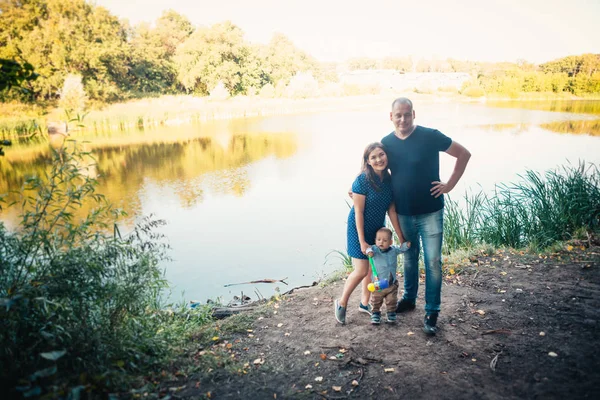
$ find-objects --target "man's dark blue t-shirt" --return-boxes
[381,126,452,216]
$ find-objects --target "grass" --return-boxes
[444,162,600,252]
[443,190,485,253]
[325,249,353,272]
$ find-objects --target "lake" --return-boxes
[1,98,599,304]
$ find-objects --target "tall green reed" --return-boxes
[443,190,485,253]
[444,162,600,253]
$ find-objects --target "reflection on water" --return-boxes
[486,100,600,115]
[0,132,299,224]
[1,100,600,303]
[477,119,600,136]
[475,123,530,134]
[540,119,600,136]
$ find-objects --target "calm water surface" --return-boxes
[2,100,599,303]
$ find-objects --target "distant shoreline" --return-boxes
[1,92,600,141]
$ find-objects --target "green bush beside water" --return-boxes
[444,162,600,253]
[0,144,214,397]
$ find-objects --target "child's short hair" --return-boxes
[376,227,393,239]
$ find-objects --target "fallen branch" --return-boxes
[224,277,288,287]
[282,281,317,296]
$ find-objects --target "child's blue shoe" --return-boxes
[371,312,381,325]
[386,312,397,324]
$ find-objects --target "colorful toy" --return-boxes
[367,256,390,292]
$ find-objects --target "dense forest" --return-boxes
[1,0,599,104]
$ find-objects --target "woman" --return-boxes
[334,142,406,325]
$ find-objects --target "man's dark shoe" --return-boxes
[395,299,416,313]
[423,313,439,336]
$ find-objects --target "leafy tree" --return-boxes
[127,10,194,94]
[0,0,131,102]
[0,58,38,93]
[259,33,317,85]
[174,21,265,95]
[540,54,600,77]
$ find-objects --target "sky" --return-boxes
[94,0,600,64]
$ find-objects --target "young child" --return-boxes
[366,227,410,325]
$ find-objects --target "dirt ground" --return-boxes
[158,240,600,399]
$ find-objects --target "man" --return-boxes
[382,97,471,335]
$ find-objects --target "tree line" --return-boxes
[0,0,332,102]
[1,0,599,104]
[347,55,600,97]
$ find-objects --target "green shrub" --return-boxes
[443,162,600,252]
[0,142,212,397]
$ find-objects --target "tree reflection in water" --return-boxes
[0,132,298,225]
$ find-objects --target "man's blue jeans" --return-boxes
[397,209,444,314]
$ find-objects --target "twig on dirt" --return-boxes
[481,329,512,336]
[321,345,353,350]
[490,352,502,371]
[224,277,288,287]
[281,281,318,296]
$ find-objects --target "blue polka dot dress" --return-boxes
[347,172,393,259]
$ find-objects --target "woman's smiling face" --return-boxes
[367,147,388,172]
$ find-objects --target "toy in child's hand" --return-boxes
[367,256,394,292]
[367,278,390,292]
